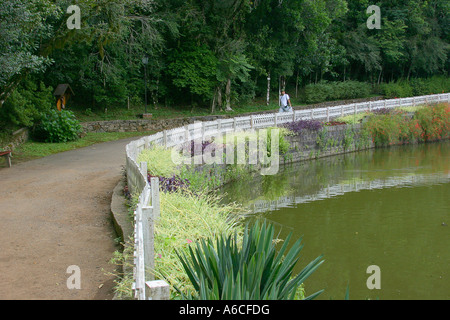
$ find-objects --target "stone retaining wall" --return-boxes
[283,124,374,164]
[1,128,29,151]
[81,116,227,133]
[81,96,384,134]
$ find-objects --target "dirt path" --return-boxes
[0,137,137,300]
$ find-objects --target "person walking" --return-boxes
[279,89,293,112]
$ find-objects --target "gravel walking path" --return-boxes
[0,137,136,300]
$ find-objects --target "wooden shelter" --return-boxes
[53,84,75,111]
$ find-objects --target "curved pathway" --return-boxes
[0,137,137,300]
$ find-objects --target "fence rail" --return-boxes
[126,92,449,299]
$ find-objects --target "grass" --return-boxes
[6,131,156,165]
[151,189,246,299]
[137,145,180,177]
[69,94,308,122]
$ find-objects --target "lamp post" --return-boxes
[142,56,149,115]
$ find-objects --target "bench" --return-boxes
[0,151,12,168]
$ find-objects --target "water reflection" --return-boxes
[221,141,450,300]
[223,142,450,214]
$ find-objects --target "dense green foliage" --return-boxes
[34,110,82,143]
[363,103,450,146]
[303,81,372,103]
[0,80,54,128]
[0,0,448,130]
[380,76,450,98]
[176,221,324,300]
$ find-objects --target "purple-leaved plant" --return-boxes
[283,119,323,135]
[148,174,190,193]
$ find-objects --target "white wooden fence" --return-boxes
[126,92,449,300]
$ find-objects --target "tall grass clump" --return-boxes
[137,145,180,177]
[152,189,245,298]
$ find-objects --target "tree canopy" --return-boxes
[0,0,448,118]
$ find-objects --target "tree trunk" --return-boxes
[278,75,281,106]
[217,85,223,111]
[266,71,271,106]
[295,70,299,98]
[407,63,412,81]
[211,88,217,114]
[225,78,233,111]
[377,67,383,85]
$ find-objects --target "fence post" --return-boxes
[146,280,170,300]
[163,130,167,147]
[140,161,148,179]
[201,122,205,141]
[185,125,189,142]
[326,107,329,122]
[250,115,254,129]
[141,204,154,282]
[151,177,160,219]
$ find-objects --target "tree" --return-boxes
[0,0,61,106]
[167,43,218,105]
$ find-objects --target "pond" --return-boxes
[221,141,450,300]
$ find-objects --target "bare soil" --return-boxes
[0,137,137,300]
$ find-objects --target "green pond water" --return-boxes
[221,141,450,300]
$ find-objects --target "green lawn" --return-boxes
[5,131,156,165]
[70,95,309,122]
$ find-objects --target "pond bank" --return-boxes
[119,103,449,299]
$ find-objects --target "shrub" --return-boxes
[283,119,323,135]
[34,109,82,143]
[303,81,372,104]
[363,103,449,146]
[363,112,407,146]
[303,82,333,104]
[176,221,324,300]
[414,103,450,141]
[381,76,450,99]
[380,80,413,98]
[264,127,292,158]
[0,80,54,129]
[410,76,450,96]
[333,81,371,100]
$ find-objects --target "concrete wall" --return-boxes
[283,124,375,163]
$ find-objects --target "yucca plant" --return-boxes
[175,221,324,300]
